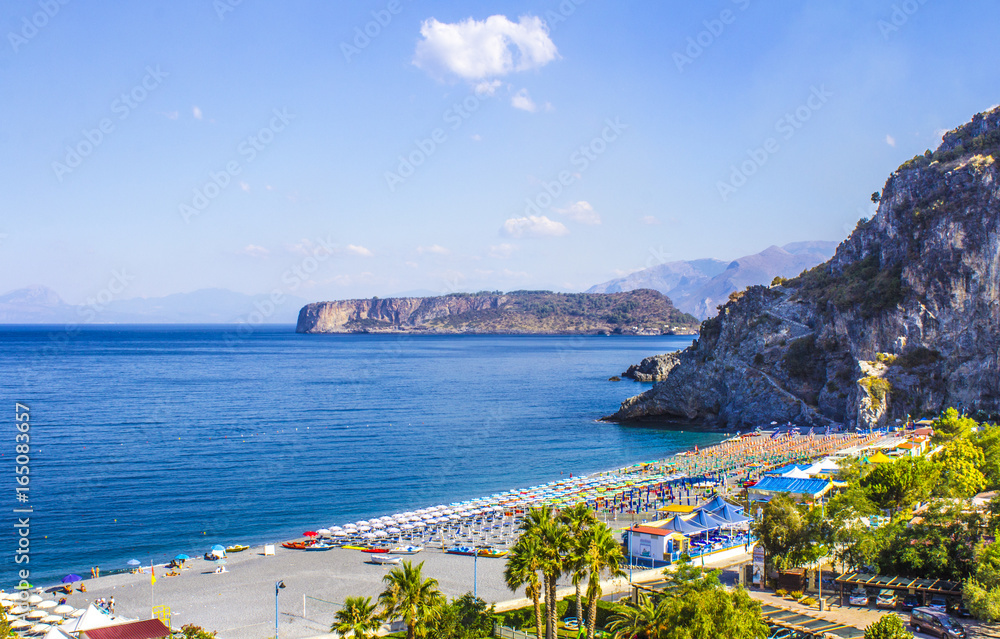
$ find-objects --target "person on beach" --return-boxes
[109,596,115,613]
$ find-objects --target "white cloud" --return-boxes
[240,244,269,258]
[471,134,482,142]
[489,243,517,258]
[511,88,536,112]
[475,80,502,96]
[240,181,250,192]
[885,134,896,147]
[417,244,450,255]
[554,201,600,225]
[640,215,660,226]
[161,111,179,120]
[192,106,203,120]
[346,244,374,257]
[501,215,568,238]
[413,15,558,82]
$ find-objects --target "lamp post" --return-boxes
[473,551,479,598]
[275,580,285,639]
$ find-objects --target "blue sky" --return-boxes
[2,0,999,304]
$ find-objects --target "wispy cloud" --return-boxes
[192,106,203,120]
[240,244,269,258]
[501,215,568,238]
[554,201,600,225]
[511,88,536,112]
[346,244,374,257]
[885,134,896,147]
[417,244,450,255]
[640,215,660,226]
[413,15,558,82]
[489,243,517,258]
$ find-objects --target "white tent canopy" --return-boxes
[61,604,124,633]
[781,467,812,479]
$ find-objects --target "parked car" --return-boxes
[876,589,897,609]
[900,594,920,611]
[928,597,948,613]
[849,589,869,606]
[910,607,966,639]
[948,600,972,618]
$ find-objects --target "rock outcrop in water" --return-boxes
[622,354,681,382]
[607,106,1000,429]
[296,289,699,335]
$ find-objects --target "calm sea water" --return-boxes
[0,326,724,587]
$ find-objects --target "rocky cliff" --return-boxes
[607,106,1000,429]
[296,289,698,335]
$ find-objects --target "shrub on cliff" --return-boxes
[859,376,892,403]
[791,255,904,318]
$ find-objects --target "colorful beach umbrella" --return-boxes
[61,574,82,583]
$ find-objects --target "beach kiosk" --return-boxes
[627,520,690,567]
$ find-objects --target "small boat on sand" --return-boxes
[226,545,249,553]
[389,546,423,555]
[476,547,508,558]
[361,546,389,554]
[281,540,315,550]
[371,554,402,565]
[341,544,367,550]
[305,543,337,551]
[444,546,476,556]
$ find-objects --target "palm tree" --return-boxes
[560,503,598,630]
[522,506,569,639]
[331,596,382,639]
[606,592,668,639]
[582,522,625,639]
[504,534,546,639]
[377,560,445,639]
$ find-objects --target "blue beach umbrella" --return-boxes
[62,574,82,583]
[211,545,225,551]
[174,554,190,560]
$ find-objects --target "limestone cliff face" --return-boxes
[608,106,1000,428]
[296,290,698,335]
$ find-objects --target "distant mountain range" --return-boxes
[587,241,839,318]
[0,286,307,324]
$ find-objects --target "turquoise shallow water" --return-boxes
[0,326,724,586]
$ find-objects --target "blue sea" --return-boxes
[0,326,724,587]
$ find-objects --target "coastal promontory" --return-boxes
[296,289,698,335]
[607,105,1000,429]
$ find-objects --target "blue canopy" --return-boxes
[211,544,225,551]
[689,509,727,530]
[663,515,706,535]
[699,495,730,511]
[707,502,749,525]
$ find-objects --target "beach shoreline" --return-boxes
[9,430,898,639]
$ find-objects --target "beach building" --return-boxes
[746,477,834,503]
[626,520,690,564]
[80,619,171,639]
[626,497,752,566]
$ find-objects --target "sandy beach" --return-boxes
[47,543,573,638]
[36,431,892,638]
